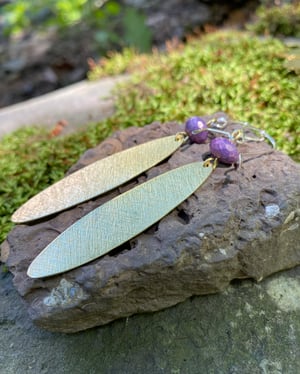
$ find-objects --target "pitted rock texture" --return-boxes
[4,116,300,332]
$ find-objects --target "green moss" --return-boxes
[87,48,154,80]
[110,31,299,157]
[1,30,299,245]
[248,3,300,38]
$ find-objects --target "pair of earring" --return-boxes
[11,115,275,278]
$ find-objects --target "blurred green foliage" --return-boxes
[0,31,299,245]
[2,0,93,33]
[249,3,300,37]
[1,0,152,52]
[284,47,300,73]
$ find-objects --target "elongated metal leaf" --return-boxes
[12,135,184,223]
[27,162,213,278]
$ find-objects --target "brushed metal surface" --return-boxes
[27,162,213,278]
[12,135,184,223]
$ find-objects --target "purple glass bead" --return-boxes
[210,137,239,164]
[185,116,208,144]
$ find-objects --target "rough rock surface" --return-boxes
[5,117,300,333]
[1,262,300,373]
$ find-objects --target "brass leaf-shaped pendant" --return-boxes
[12,135,185,223]
[27,162,213,278]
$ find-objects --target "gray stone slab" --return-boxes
[0,263,299,373]
[0,76,128,138]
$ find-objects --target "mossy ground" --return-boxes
[1,30,299,244]
[248,3,300,38]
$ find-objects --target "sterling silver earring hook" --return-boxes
[234,122,276,149]
[193,120,276,149]
[207,116,228,129]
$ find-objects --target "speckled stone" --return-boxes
[4,116,300,332]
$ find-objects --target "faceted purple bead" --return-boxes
[210,137,239,164]
[185,116,208,143]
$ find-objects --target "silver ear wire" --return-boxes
[207,116,228,129]
[191,116,276,149]
[245,127,276,149]
[233,122,276,149]
[191,116,230,137]
[192,127,235,141]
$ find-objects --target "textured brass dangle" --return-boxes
[17,114,275,278]
[12,135,186,223]
[27,162,213,278]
